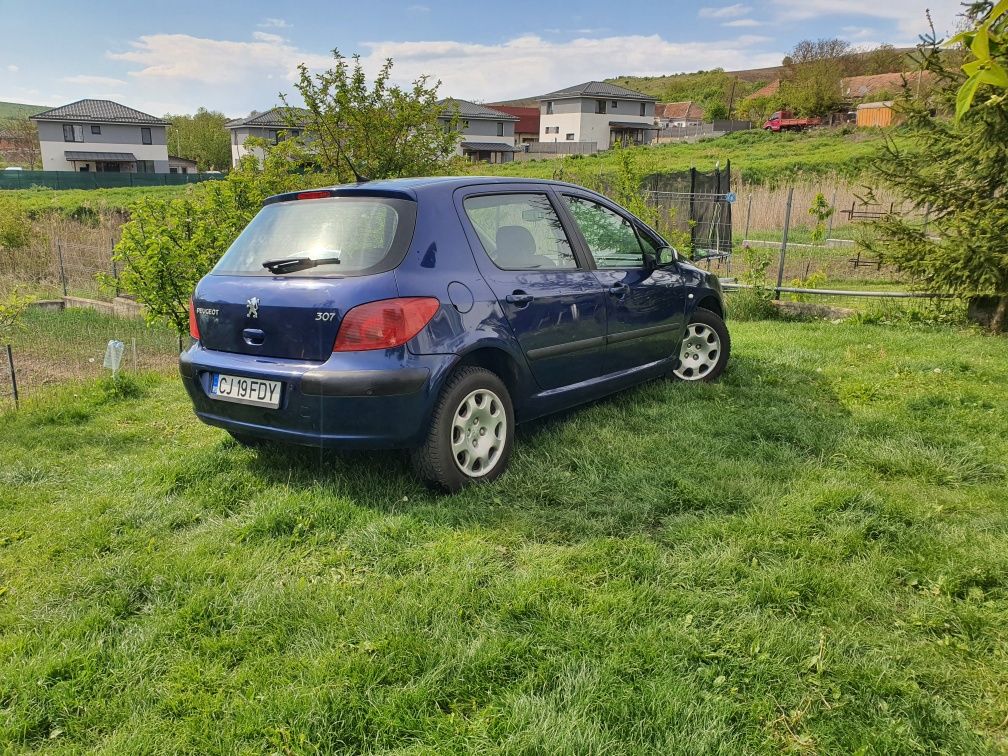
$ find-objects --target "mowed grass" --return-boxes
[1,320,1007,753]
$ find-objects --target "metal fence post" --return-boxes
[743,194,752,241]
[774,187,794,300]
[5,345,18,409]
[826,189,837,241]
[111,239,119,297]
[56,241,68,298]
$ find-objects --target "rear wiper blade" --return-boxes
[262,256,342,274]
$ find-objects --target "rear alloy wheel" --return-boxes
[411,366,514,492]
[673,308,730,382]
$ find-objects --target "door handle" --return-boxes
[608,283,630,297]
[506,291,533,307]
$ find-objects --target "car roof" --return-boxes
[264,176,592,204]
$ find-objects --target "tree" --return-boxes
[279,51,460,182]
[0,290,31,343]
[705,102,728,121]
[865,2,1008,332]
[0,117,40,169]
[164,108,231,171]
[778,38,853,116]
[862,44,907,75]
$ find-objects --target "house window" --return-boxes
[595,100,606,114]
[141,127,152,145]
[546,101,554,115]
[463,120,469,129]
[545,126,559,134]
[232,131,238,145]
[63,124,83,142]
[566,133,575,141]
[137,160,155,173]
[267,129,279,144]
[496,122,504,137]
[170,167,179,174]
[91,124,101,135]
[640,102,647,116]
[611,100,618,109]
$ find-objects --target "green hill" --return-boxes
[0,100,49,119]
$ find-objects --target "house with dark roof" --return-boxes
[538,81,657,150]
[225,107,308,167]
[29,99,170,173]
[438,99,519,163]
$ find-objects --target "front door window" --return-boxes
[561,196,644,268]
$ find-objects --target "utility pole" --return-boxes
[726,77,738,120]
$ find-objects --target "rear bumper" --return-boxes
[179,345,455,449]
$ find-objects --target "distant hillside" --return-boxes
[0,101,49,119]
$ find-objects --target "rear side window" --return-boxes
[463,193,577,270]
[213,197,416,277]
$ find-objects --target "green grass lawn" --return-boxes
[1,320,1007,752]
[479,128,908,186]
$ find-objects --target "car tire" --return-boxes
[673,307,731,382]
[411,366,514,492]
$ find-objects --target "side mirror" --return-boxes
[643,252,657,273]
[657,245,679,265]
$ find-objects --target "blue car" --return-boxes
[181,177,729,490]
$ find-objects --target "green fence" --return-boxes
[0,170,225,190]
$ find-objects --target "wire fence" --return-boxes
[0,306,181,409]
[645,181,927,303]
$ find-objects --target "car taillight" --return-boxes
[333,297,440,352]
[188,297,200,340]
[296,190,333,200]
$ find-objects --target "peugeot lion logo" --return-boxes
[246,297,260,319]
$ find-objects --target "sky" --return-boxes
[0,0,963,117]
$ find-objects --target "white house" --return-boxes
[438,99,519,163]
[226,107,307,168]
[29,99,170,173]
[538,82,657,150]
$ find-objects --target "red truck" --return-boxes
[762,111,821,132]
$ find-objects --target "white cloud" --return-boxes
[100,29,784,112]
[361,33,782,100]
[107,33,331,86]
[771,0,962,40]
[723,18,763,27]
[252,31,286,43]
[407,4,430,12]
[6,64,18,73]
[62,74,127,87]
[699,4,751,19]
[257,18,291,29]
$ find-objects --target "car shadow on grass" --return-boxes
[233,353,850,540]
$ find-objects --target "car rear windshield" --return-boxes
[212,196,416,277]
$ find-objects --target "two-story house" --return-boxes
[438,99,518,163]
[225,107,308,168]
[29,99,170,173]
[538,82,657,150]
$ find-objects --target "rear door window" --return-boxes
[213,196,416,277]
[463,193,577,270]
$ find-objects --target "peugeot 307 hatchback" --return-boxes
[181,177,730,491]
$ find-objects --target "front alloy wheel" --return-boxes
[673,308,730,382]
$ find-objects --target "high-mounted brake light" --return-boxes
[188,297,200,340]
[296,190,333,200]
[333,298,440,352]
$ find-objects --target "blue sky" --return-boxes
[1,0,961,116]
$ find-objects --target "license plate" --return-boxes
[210,373,282,409]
